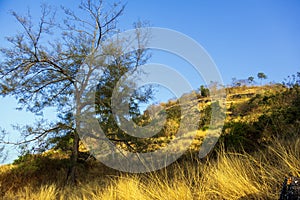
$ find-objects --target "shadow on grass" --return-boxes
[0,151,120,195]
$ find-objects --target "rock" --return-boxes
[279,176,300,200]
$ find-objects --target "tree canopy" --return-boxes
[257,72,267,85]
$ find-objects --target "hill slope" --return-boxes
[0,83,299,199]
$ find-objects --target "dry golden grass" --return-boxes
[1,136,299,200]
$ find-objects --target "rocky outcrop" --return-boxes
[279,176,300,200]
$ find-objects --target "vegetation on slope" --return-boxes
[1,76,300,199]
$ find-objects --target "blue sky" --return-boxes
[123,0,300,82]
[0,0,300,163]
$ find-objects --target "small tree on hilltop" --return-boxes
[248,76,255,85]
[257,72,267,85]
[200,85,209,97]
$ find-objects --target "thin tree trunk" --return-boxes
[66,130,79,185]
[67,96,81,185]
[66,90,82,185]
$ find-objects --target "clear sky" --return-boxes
[0,0,300,163]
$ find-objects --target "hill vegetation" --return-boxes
[1,77,300,199]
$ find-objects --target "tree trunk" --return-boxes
[66,92,82,185]
[66,130,80,185]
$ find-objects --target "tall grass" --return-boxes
[1,137,299,199]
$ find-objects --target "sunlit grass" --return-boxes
[1,137,299,199]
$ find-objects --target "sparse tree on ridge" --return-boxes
[257,72,267,85]
[0,0,150,184]
[200,85,209,97]
[248,76,255,85]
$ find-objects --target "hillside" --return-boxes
[0,83,299,199]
